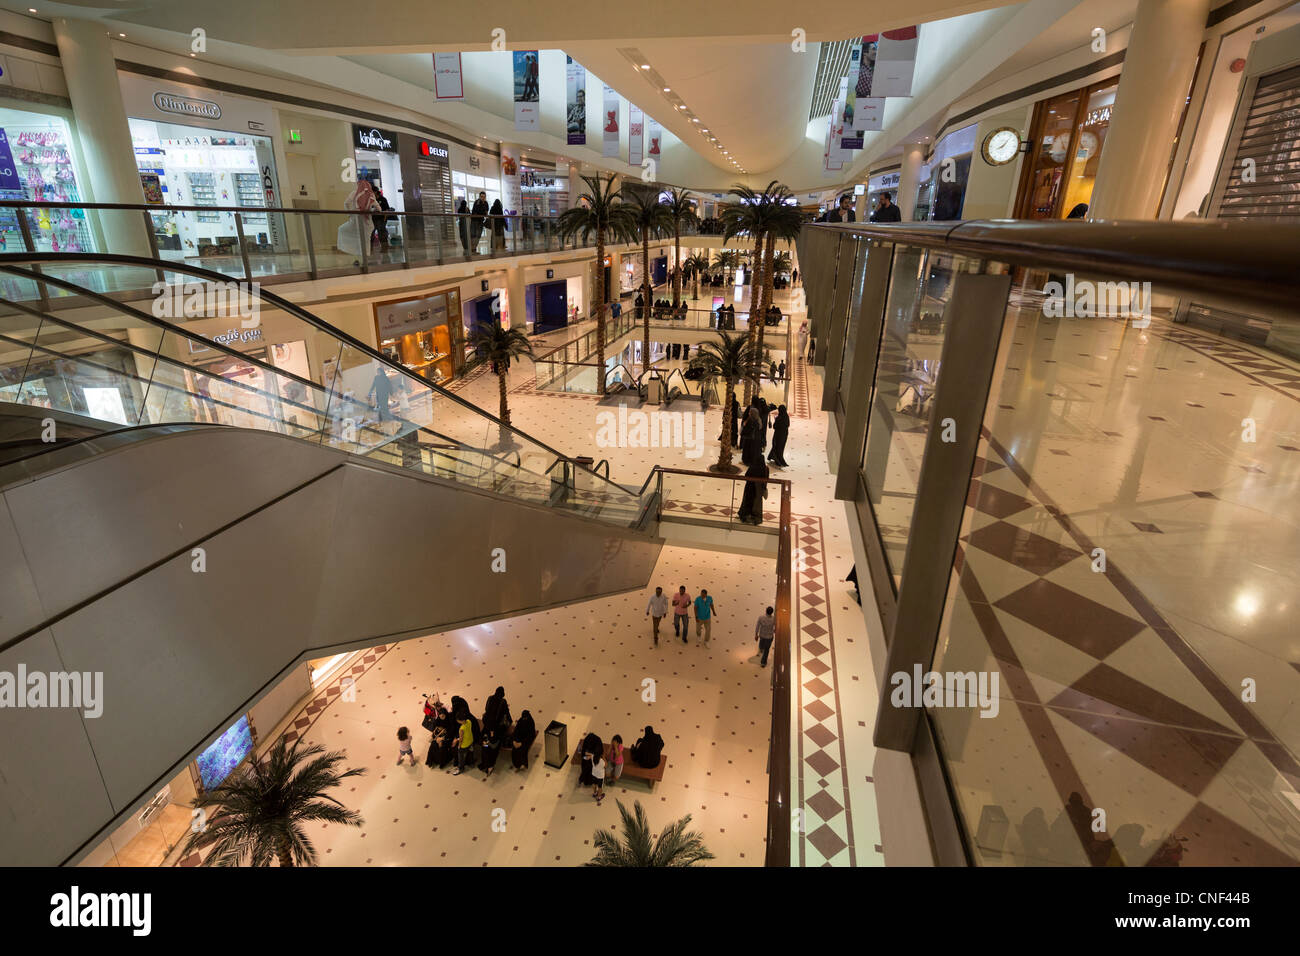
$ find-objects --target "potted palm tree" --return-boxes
[753,188,801,381]
[465,319,535,446]
[180,736,366,867]
[721,181,785,404]
[585,800,715,867]
[661,187,696,306]
[712,248,740,284]
[624,190,674,378]
[556,174,635,394]
[683,252,711,301]
[688,330,766,473]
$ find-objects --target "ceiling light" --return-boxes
[663,87,670,92]
[28,7,37,12]
[692,118,699,123]
[641,63,650,69]
[118,32,126,37]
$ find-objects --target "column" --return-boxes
[505,265,528,332]
[51,18,150,256]
[854,183,867,221]
[1088,0,1212,219]
[896,143,926,223]
[567,162,583,208]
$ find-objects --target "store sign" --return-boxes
[354,126,397,152]
[0,129,21,192]
[1084,106,1111,127]
[521,169,558,189]
[153,91,222,120]
[420,141,449,160]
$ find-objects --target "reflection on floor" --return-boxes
[926,307,1300,866]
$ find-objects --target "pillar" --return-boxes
[505,265,528,331]
[567,162,583,208]
[1088,0,1212,219]
[896,143,926,223]
[51,18,150,256]
[854,184,867,221]
[499,142,523,217]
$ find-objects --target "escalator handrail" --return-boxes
[0,253,642,505]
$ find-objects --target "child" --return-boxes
[608,735,624,788]
[591,750,606,804]
[396,726,416,766]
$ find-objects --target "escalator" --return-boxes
[0,254,663,866]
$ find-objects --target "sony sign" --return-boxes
[153,92,222,120]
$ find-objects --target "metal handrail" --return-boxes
[808,218,1300,313]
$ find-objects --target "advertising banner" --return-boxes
[602,86,620,158]
[647,119,662,159]
[566,56,586,145]
[828,78,853,165]
[433,52,464,100]
[841,41,863,150]
[513,50,540,131]
[871,27,920,98]
[629,105,644,166]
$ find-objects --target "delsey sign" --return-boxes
[354,125,397,151]
[153,91,221,120]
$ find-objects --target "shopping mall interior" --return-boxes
[0,0,1296,880]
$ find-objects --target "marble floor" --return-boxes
[176,280,883,867]
[870,292,1300,866]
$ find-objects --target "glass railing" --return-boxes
[0,199,659,291]
[806,218,1300,868]
[0,254,649,528]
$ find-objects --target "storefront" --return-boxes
[519,163,568,218]
[373,288,464,386]
[914,124,977,221]
[524,263,585,333]
[119,73,287,259]
[400,136,454,246]
[0,104,96,253]
[351,124,406,246]
[1014,78,1119,219]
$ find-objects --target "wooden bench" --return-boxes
[573,743,667,786]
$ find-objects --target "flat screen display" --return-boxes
[196,715,252,790]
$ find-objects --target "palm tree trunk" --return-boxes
[743,231,766,405]
[755,231,776,397]
[716,384,736,471]
[595,233,607,395]
[673,225,681,306]
[642,233,652,378]
[277,840,294,867]
[497,367,511,445]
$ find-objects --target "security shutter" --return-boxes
[1214,63,1300,221]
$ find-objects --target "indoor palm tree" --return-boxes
[661,186,696,306]
[753,189,801,378]
[772,250,793,280]
[180,736,366,867]
[688,329,767,473]
[684,252,711,300]
[556,174,635,394]
[712,248,740,280]
[624,190,674,376]
[465,319,535,445]
[721,180,788,402]
[585,800,715,867]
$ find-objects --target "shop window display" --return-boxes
[1016,80,1117,219]
[0,108,94,255]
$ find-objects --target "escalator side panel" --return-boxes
[0,497,45,637]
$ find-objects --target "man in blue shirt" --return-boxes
[693,589,716,645]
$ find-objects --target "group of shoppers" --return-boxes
[645,585,717,646]
[402,686,538,778]
[713,304,738,329]
[577,726,665,804]
[456,191,508,254]
[645,587,779,669]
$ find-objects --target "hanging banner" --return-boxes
[647,119,662,159]
[828,78,853,165]
[871,27,920,98]
[566,56,586,145]
[433,52,464,100]
[602,86,620,158]
[513,50,540,131]
[841,41,864,149]
[629,105,644,166]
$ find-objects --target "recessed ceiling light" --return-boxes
[28,7,36,12]
[640,63,650,69]
[662,87,670,92]
[118,32,126,37]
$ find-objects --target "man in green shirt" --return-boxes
[693,589,716,645]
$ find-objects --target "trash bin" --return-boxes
[646,377,663,405]
[544,720,568,769]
